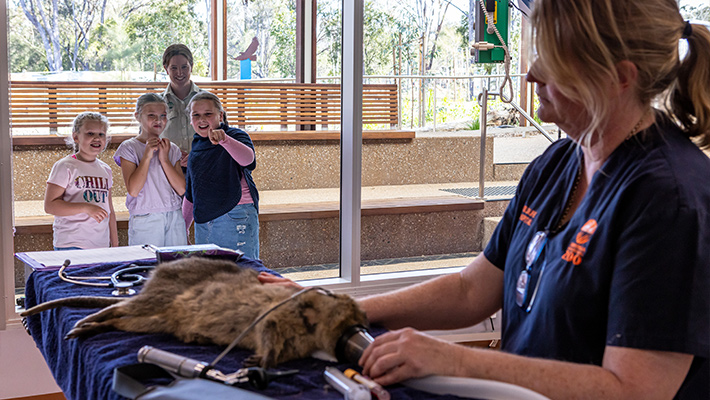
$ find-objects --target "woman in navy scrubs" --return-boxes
[356,1,710,398]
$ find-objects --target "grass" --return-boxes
[466,119,481,130]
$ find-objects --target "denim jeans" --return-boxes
[54,246,82,251]
[195,203,259,259]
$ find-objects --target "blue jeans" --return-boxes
[195,203,259,259]
[54,246,82,251]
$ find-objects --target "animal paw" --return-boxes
[243,354,262,367]
[65,322,99,339]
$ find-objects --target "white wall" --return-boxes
[0,325,61,399]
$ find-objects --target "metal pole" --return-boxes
[433,80,437,132]
[340,0,363,282]
[508,100,555,143]
[420,77,425,127]
[479,87,488,200]
[0,0,11,328]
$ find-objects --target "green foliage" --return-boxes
[124,0,208,75]
[362,3,399,75]
[456,14,469,49]
[680,4,710,21]
[226,0,294,79]
[467,118,480,130]
[89,19,141,72]
[10,0,208,76]
[8,7,46,72]
[268,4,297,78]
[316,0,342,77]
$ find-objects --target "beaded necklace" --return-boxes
[554,110,649,232]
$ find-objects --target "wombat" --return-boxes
[21,257,369,368]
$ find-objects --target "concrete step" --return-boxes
[12,182,515,287]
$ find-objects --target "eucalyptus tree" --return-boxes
[17,0,109,71]
[124,0,208,76]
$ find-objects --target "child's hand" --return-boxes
[157,138,171,162]
[84,204,109,223]
[143,137,160,160]
[208,129,226,145]
[180,151,189,167]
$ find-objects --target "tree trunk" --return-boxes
[426,2,448,71]
[29,0,62,71]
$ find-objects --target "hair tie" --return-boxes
[682,21,693,39]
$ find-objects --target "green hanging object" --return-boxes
[473,0,510,63]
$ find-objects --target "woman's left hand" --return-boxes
[359,327,462,386]
[257,271,304,290]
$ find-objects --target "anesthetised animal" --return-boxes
[21,258,369,368]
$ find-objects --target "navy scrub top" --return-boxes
[484,116,709,398]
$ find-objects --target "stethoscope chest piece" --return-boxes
[112,281,136,296]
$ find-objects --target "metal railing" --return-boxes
[249,73,540,135]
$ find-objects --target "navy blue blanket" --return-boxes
[24,258,467,400]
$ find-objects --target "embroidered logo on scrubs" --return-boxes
[519,205,538,226]
[561,219,598,265]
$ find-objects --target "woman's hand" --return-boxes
[359,327,462,386]
[257,272,304,290]
[208,129,226,145]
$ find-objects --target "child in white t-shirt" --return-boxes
[114,93,187,246]
[45,112,118,250]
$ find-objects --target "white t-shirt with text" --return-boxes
[47,155,113,249]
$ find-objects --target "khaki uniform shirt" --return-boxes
[161,82,201,153]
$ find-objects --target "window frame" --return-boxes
[0,0,460,328]
[1,0,14,329]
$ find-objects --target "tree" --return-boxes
[124,0,209,75]
[269,3,297,78]
[315,0,421,78]
[66,0,104,70]
[394,0,450,74]
[18,0,62,71]
[680,4,710,22]
[226,0,290,79]
[8,5,47,72]
[87,17,143,75]
[17,0,109,71]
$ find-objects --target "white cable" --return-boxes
[477,0,514,103]
[209,286,332,367]
[404,375,550,400]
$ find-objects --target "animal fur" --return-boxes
[21,258,369,368]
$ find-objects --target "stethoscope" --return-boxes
[58,259,155,296]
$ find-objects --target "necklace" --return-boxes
[555,167,581,232]
[625,109,651,141]
[555,109,650,231]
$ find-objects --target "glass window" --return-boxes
[9,0,210,81]
[226,0,295,80]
